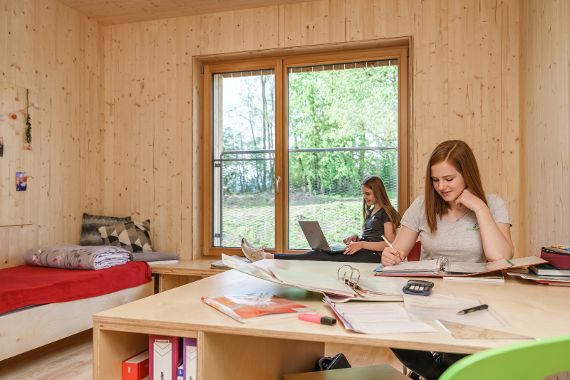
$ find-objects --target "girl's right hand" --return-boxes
[343,234,359,244]
[381,247,404,266]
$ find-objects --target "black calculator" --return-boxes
[403,280,434,296]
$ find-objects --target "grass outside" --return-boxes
[220,192,396,250]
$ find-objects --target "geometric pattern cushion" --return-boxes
[98,220,153,253]
[80,213,132,246]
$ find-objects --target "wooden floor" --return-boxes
[0,330,92,380]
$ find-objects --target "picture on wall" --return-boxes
[16,171,27,191]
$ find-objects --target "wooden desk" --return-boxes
[150,259,227,292]
[93,266,570,380]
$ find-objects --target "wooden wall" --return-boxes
[521,0,570,256]
[6,0,567,265]
[98,0,522,259]
[0,0,100,268]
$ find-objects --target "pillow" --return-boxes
[80,213,132,246]
[131,251,180,262]
[99,220,153,252]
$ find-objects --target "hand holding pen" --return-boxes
[381,235,405,265]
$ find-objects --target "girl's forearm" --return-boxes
[476,208,513,260]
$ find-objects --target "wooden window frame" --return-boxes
[201,46,409,257]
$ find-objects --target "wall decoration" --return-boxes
[16,171,27,191]
[1,81,33,225]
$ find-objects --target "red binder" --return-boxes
[149,335,181,380]
[122,350,149,380]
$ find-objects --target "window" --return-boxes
[203,47,409,256]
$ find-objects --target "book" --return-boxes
[374,256,546,277]
[122,350,149,380]
[530,264,570,277]
[540,249,570,270]
[542,245,570,254]
[201,293,312,323]
[149,335,181,380]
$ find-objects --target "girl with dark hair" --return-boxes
[382,140,513,380]
[242,175,401,263]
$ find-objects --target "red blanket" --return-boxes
[0,261,151,315]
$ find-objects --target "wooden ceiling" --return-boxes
[58,0,311,25]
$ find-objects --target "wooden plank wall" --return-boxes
[0,0,100,268]
[98,0,523,260]
[520,0,570,256]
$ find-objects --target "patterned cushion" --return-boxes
[80,213,132,246]
[98,220,153,252]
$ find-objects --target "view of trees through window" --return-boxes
[211,59,399,251]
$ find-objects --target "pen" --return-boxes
[457,304,489,315]
[298,313,337,326]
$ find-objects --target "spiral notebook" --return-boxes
[374,256,546,277]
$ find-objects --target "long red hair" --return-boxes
[424,140,486,232]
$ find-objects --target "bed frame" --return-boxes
[0,281,153,361]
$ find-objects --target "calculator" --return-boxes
[402,280,434,296]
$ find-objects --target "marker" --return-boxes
[457,304,489,315]
[298,313,337,326]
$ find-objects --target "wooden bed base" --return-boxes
[0,281,153,361]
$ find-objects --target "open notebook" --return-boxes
[221,254,405,301]
[374,256,546,277]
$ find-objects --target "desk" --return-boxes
[93,264,570,379]
[150,259,227,292]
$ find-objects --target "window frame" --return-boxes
[201,46,409,256]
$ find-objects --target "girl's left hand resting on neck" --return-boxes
[455,188,487,213]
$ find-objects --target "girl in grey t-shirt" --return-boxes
[382,140,514,380]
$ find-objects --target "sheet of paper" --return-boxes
[436,320,532,340]
[404,294,505,329]
[357,276,406,295]
[327,300,436,334]
[378,259,440,273]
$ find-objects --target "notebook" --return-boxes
[374,256,547,277]
[298,220,346,252]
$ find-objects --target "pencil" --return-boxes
[381,235,404,261]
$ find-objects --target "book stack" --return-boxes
[540,245,570,270]
[514,245,570,287]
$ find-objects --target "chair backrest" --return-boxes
[439,335,570,380]
[407,241,421,261]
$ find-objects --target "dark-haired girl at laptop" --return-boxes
[241,175,401,263]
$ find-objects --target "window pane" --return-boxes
[287,60,398,250]
[212,70,275,248]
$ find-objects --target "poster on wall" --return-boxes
[16,171,28,191]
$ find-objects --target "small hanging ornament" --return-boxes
[10,113,17,120]
[24,89,32,150]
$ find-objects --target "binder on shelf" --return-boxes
[374,256,546,277]
[183,338,197,380]
[122,350,149,380]
[149,335,181,380]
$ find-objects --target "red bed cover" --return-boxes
[0,261,152,315]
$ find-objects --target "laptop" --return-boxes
[298,220,346,252]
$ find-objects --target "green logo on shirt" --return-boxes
[467,223,480,231]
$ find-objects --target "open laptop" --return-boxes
[298,220,346,252]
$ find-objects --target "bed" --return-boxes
[0,261,153,361]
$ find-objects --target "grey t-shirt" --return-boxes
[401,194,510,263]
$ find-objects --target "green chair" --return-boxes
[439,335,570,380]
